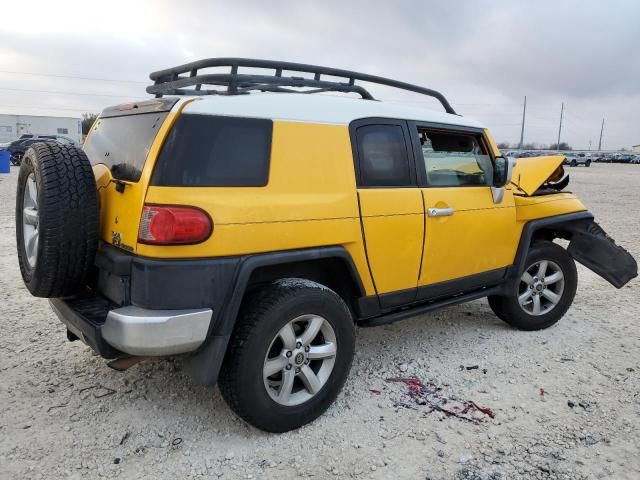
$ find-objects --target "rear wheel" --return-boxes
[488,241,577,331]
[570,160,577,167]
[585,160,591,167]
[219,279,355,432]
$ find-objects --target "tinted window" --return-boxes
[151,114,272,187]
[417,129,493,187]
[356,125,412,187]
[83,112,168,182]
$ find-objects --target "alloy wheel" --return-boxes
[518,260,565,316]
[22,173,39,268]
[263,314,337,406]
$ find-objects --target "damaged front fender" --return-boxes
[565,220,637,288]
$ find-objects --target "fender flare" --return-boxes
[216,246,366,336]
[186,246,365,385]
[510,211,594,282]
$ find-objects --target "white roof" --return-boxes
[179,92,484,129]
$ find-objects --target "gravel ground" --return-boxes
[1,164,638,480]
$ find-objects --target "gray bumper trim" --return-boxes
[102,306,213,356]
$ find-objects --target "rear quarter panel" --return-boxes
[140,120,375,295]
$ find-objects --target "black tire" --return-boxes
[16,142,99,297]
[219,279,355,432]
[570,160,577,167]
[488,241,577,331]
[585,160,591,167]
[10,152,23,166]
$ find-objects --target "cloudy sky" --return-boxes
[1,0,638,149]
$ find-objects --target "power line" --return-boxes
[0,103,96,113]
[0,70,147,84]
[0,86,143,98]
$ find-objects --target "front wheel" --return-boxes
[488,241,577,331]
[219,279,355,432]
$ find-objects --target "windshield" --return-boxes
[83,112,168,182]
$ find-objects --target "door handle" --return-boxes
[427,207,455,217]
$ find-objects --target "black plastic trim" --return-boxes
[509,211,594,284]
[416,267,507,301]
[49,297,120,359]
[368,267,508,315]
[360,285,502,327]
[213,247,367,336]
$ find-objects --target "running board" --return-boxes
[357,286,501,328]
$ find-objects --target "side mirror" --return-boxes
[493,155,516,187]
[491,156,517,204]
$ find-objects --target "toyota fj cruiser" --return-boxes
[15,59,637,432]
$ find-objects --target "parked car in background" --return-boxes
[6,135,77,165]
[614,154,634,164]
[563,152,591,167]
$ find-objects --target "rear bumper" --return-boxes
[50,297,212,357]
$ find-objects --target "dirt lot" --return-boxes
[1,163,638,480]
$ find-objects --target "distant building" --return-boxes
[0,114,82,144]
[632,144,640,153]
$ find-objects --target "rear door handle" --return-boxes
[427,207,455,217]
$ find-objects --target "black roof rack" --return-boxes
[147,58,457,115]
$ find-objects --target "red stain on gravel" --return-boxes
[386,377,495,423]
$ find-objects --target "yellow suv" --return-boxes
[15,59,637,432]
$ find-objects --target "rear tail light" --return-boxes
[138,205,212,245]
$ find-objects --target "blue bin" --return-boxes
[0,150,10,174]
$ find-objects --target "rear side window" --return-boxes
[84,112,168,182]
[151,114,272,187]
[355,124,412,187]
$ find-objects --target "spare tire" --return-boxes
[16,142,99,297]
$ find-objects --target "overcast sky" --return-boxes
[1,0,638,149]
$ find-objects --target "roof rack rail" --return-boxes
[147,58,457,114]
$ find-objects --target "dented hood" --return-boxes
[510,155,566,196]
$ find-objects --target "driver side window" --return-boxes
[417,128,493,187]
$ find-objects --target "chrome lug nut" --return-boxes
[286,351,292,358]
[296,341,302,348]
[285,364,292,370]
[295,367,301,373]
[304,345,310,352]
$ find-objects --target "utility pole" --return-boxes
[598,118,605,151]
[589,140,592,151]
[556,102,564,149]
[518,95,527,150]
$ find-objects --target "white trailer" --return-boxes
[0,114,82,144]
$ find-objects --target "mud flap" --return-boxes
[566,221,637,288]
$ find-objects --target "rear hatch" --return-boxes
[83,98,180,252]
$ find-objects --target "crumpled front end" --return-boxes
[511,155,569,196]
